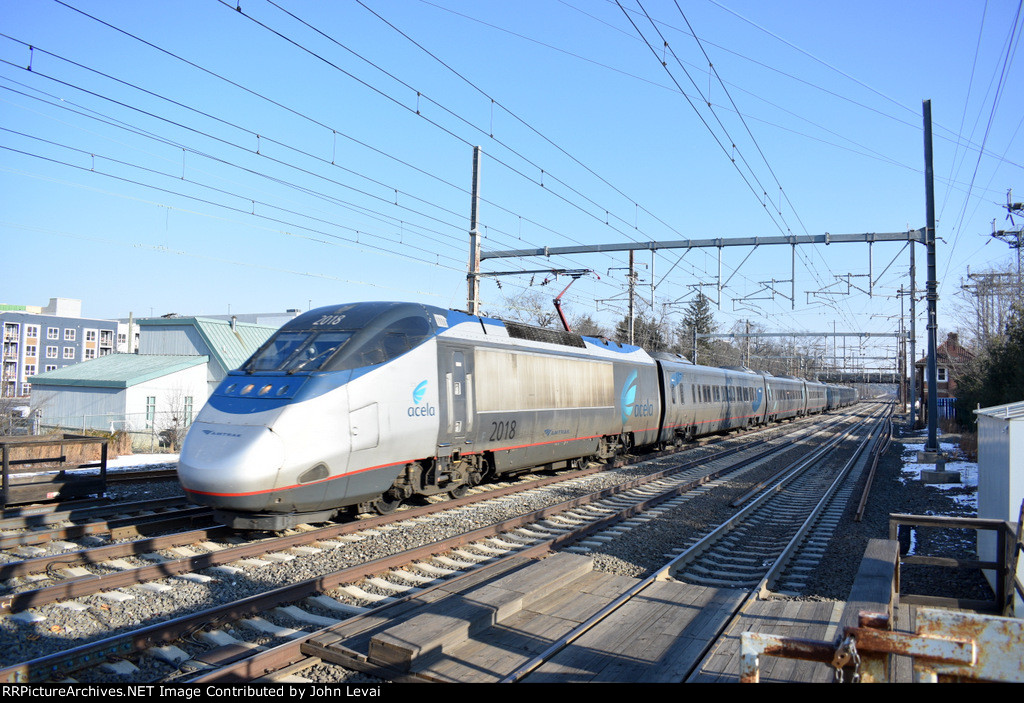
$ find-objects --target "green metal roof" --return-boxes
[138,317,274,372]
[29,354,209,388]
[194,318,274,371]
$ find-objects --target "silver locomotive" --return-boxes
[177,301,856,529]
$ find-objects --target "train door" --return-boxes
[443,349,473,447]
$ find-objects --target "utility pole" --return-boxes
[745,319,750,367]
[466,146,483,315]
[627,250,636,345]
[923,100,939,456]
[909,238,917,428]
[919,99,951,478]
[992,190,1023,295]
[961,270,1018,345]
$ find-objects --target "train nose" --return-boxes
[178,422,286,496]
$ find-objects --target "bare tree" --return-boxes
[952,260,1019,350]
[491,291,559,328]
[160,386,195,452]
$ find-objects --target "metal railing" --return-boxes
[889,512,1022,616]
[23,410,192,453]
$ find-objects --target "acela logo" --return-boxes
[752,387,763,412]
[620,370,637,424]
[620,369,654,424]
[412,380,428,404]
[408,379,435,417]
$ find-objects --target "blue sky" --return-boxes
[2,1,1022,369]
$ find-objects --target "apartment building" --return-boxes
[0,298,125,397]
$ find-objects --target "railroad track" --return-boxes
[0,407,872,683]
[499,402,892,683]
[667,405,887,589]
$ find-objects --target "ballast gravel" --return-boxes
[0,416,992,683]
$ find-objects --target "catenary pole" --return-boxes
[923,100,939,454]
[467,146,482,315]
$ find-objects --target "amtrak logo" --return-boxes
[408,380,435,417]
[621,370,638,424]
[412,380,428,404]
[202,429,242,438]
[752,387,763,412]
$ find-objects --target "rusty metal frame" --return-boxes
[741,609,1023,683]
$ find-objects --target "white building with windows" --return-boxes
[28,354,209,439]
[27,315,276,447]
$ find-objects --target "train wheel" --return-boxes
[372,493,402,515]
[448,484,469,499]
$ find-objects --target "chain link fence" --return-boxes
[18,410,192,454]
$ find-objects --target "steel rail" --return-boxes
[758,406,892,597]
[0,496,186,531]
[195,409,868,683]
[854,409,894,522]
[0,415,836,611]
[499,405,881,683]
[0,410,858,681]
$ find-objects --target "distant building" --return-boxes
[1,298,127,398]
[135,316,277,395]
[914,331,975,424]
[28,315,276,446]
[29,354,209,437]
[196,309,303,328]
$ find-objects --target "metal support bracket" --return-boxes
[740,609,1024,683]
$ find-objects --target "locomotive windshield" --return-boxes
[242,302,436,374]
[245,330,355,373]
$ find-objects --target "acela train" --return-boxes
[177,301,858,530]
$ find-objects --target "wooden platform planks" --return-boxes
[301,554,533,674]
[416,569,638,682]
[687,597,844,683]
[304,540,917,683]
[525,580,748,683]
[688,539,903,683]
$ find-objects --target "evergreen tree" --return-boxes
[571,313,607,338]
[955,302,1024,428]
[614,314,668,351]
[677,293,716,362]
